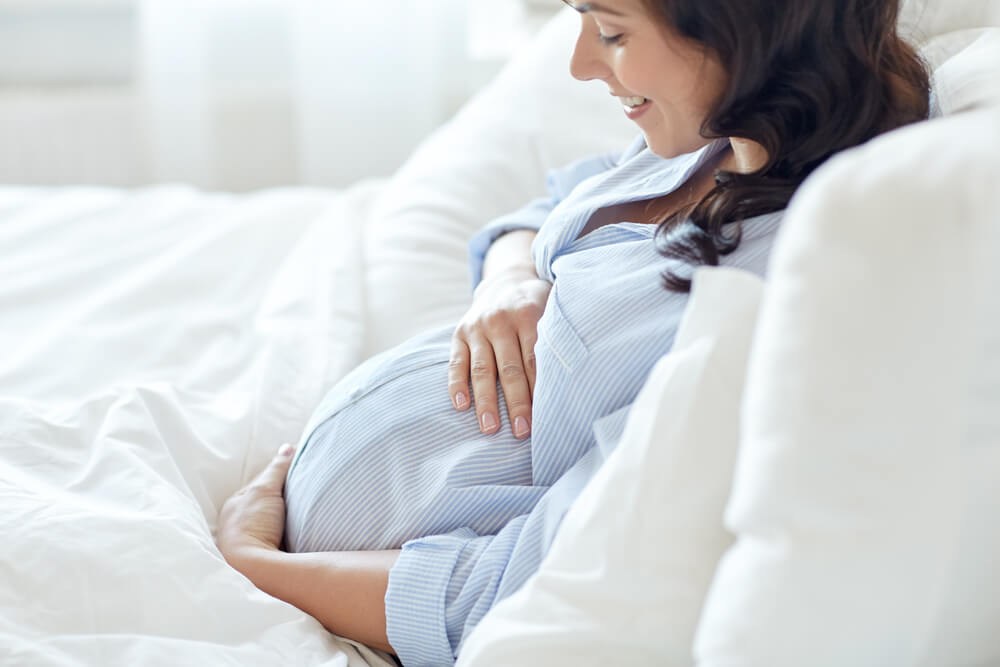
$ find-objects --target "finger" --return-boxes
[492,336,532,439]
[253,443,296,491]
[448,334,472,410]
[467,332,500,434]
[520,329,539,398]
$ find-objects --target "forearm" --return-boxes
[481,229,538,281]
[227,546,400,655]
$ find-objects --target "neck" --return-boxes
[725,137,769,174]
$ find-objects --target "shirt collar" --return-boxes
[592,136,727,212]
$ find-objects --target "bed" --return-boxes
[3,3,999,666]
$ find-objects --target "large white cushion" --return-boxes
[691,26,1000,666]
[693,102,1000,667]
[458,267,764,666]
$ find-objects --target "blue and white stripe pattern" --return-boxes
[283,134,783,666]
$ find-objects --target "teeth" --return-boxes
[619,96,647,107]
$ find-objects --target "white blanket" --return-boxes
[0,182,396,666]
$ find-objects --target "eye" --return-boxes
[598,32,624,46]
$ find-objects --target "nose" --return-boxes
[568,17,612,82]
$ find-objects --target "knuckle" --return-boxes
[469,360,492,376]
[482,310,508,331]
[512,301,535,317]
[498,361,525,379]
[506,396,530,410]
[245,482,268,496]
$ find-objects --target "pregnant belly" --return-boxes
[283,324,547,553]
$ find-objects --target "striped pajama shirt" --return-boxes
[283,134,783,666]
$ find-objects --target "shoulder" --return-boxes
[545,134,644,199]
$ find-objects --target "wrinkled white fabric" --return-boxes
[0,182,394,666]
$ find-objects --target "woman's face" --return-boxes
[565,0,727,159]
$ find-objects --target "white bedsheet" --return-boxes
[0,182,396,666]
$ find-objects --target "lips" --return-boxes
[609,90,652,119]
[622,98,652,119]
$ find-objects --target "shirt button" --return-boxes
[348,386,363,400]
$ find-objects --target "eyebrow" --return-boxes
[562,1,628,17]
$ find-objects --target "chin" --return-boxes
[643,133,683,160]
[645,131,714,160]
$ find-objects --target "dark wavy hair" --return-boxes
[644,0,931,291]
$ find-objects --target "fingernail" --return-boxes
[481,412,498,432]
[514,416,530,438]
[454,392,468,410]
[278,443,294,457]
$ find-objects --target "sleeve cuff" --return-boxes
[385,529,476,666]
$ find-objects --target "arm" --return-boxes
[464,138,635,290]
[226,547,399,655]
[216,445,398,654]
[386,446,609,665]
[216,439,613,665]
[480,228,537,281]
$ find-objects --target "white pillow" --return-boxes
[457,267,764,666]
[693,103,1000,666]
[360,8,635,358]
[928,29,1000,114]
[899,0,1000,46]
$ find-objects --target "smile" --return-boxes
[618,95,648,107]
[621,97,652,119]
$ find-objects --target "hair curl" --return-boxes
[644,0,931,291]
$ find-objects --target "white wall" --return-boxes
[0,0,558,192]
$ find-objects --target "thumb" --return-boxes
[255,443,296,489]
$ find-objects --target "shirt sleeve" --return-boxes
[384,404,634,666]
[467,143,635,290]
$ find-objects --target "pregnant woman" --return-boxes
[216,1,932,664]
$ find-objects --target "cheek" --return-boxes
[692,59,728,110]
[608,47,655,92]
[667,65,722,121]
[621,51,690,103]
